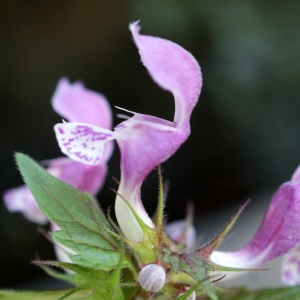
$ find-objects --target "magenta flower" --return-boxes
[4,78,113,224]
[54,22,202,242]
[210,165,300,283]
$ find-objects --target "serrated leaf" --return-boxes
[163,249,217,300]
[163,249,214,281]
[16,153,120,270]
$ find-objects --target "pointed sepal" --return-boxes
[196,200,249,259]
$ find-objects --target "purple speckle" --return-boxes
[58,128,64,134]
[74,125,113,141]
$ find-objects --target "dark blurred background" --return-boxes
[1,0,300,289]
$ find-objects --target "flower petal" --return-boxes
[129,22,202,127]
[47,157,108,196]
[211,167,300,268]
[113,24,202,241]
[52,78,112,129]
[164,220,197,250]
[54,122,115,165]
[281,243,300,286]
[52,78,114,163]
[291,165,300,182]
[3,185,47,225]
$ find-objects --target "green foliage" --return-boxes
[0,286,121,300]
[31,255,124,299]
[0,289,93,300]
[15,153,120,270]
[213,286,300,300]
[38,264,85,286]
[163,248,217,299]
[163,248,214,282]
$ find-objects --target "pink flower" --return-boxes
[210,165,300,284]
[4,78,113,224]
[54,22,202,241]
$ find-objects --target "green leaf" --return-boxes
[213,285,300,300]
[33,261,111,284]
[163,249,214,281]
[176,277,211,300]
[0,289,92,300]
[33,255,124,300]
[15,153,120,270]
[38,264,85,286]
[163,249,217,300]
[121,269,138,300]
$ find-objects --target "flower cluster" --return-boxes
[4,21,300,299]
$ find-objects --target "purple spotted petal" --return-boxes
[54,122,115,165]
[3,185,47,225]
[52,77,112,129]
[165,220,197,250]
[211,166,300,268]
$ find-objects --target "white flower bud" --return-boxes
[138,263,166,292]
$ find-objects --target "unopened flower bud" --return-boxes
[138,263,166,292]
